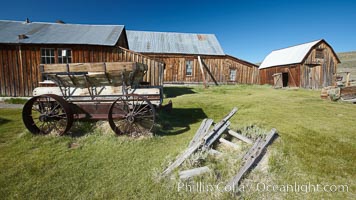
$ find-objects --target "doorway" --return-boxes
[282,73,289,87]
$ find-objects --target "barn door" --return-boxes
[307,66,321,89]
[272,73,283,88]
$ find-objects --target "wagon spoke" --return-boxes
[22,94,73,135]
[108,94,155,136]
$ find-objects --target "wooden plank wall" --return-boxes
[0,45,164,96]
[144,54,259,84]
[300,42,338,89]
[259,65,300,87]
[0,45,41,97]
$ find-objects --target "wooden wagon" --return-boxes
[22,62,163,137]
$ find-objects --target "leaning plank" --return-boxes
[228,129,253,144]
[179,166,211,180]
[161,142,202,177]
[226,128,278,189]
[219,138,239,149]
[203,107,238,142]
[204,121,231,148]
[197,56,207,88]
[188,119,214,148]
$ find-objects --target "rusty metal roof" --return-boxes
[126,30,224,55]
[259,40,323,69]
[0,20,125,46]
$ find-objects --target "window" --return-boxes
[316,48,324,59]
[41,48,55,64]
[186,60,193,76]
[229,69,236,81]
[58,49,72,64]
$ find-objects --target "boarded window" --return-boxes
[316,48,324,59]
[41,48,55,64]
[58,49,72,64]
[229,69,236,81]
[186,60,193,76]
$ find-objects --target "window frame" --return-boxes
[229,69,237,81]
[40,48,55,64]
[57,48,72,64]
[315,48,324,59]
[185,60,193,76]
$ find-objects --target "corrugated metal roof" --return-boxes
[259,40,322,69]
[126,30,225,55]
[0,20,125,46]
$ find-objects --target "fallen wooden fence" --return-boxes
[161,107,238,177]
[161,107,278,187]
[226,128,278,189]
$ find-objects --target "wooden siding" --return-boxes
[259,65,300,87]
[0,45,164,96]
[143,54,259,84]
[300,42,338,89]
[259,41,339,89]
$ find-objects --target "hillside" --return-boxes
[337,51,356,80]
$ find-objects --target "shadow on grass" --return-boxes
[163,87,196,98]
[0,117,11,126]
[68,121,97,137]
[155,108,207,136]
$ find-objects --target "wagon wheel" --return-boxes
[22,94,73,135]
[108,94,155,137]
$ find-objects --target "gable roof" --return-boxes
[259,39,337,69]
[126,30,225,55]
[0,20,125,46]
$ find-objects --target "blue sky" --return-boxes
[1,0,355,63]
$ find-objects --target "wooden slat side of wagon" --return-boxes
[22,61,164,137]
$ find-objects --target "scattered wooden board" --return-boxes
[228,129,253,144]
[226,128,278,189]
[179,166,211,180]
[219,138,239,149]
[188,119,214,148]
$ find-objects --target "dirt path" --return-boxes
[0,102,23,109]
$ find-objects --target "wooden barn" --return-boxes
[259,39,340,89]
[0,20,164,96]
[126,30,259,85]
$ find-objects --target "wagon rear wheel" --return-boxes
[22,94,73,135]
[108,94,155,137]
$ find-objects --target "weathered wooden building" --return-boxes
[259,39,340,89]
[127,30,259,85]
[0,20,164,96]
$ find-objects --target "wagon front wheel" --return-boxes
[22,94,73,135]
[108,94,155,137]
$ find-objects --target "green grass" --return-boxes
[0,85,355,199]
[3,98,28,104]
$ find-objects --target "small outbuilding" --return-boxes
[127,30,259,85]
[259,39,340,89]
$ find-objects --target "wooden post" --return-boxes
[198,56,207,88]
[346,72,350,87]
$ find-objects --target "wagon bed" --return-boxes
[22,61,163,137]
